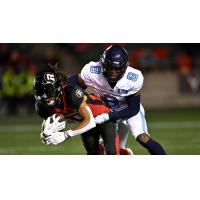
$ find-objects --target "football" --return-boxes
[49,113,65,124]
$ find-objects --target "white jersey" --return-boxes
[81,61,144,111]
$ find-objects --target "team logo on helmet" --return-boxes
[44,72,57,84]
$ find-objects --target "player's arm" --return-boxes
[65,95,96,137]
[67,62,101,90]
[109,92,140,120]
[67,73,87,89]
[44,86,96,145]
[94,92,140,124]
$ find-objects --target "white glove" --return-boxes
[43,116,66,134]
[40,116,66,145]
[94,113,109,124]
[40,129,54,144]
[44,131,71,145]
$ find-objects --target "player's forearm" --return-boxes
[66,106,96,137]
[108,107,139,120]
[72,118,94,132]
[108,95,140,120]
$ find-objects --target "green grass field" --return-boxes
[0,108,199,155]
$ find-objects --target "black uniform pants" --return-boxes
[81,121,117,155]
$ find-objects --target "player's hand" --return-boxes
[40,131,47,144]
[94,113,109,124]
[44,131,71,145]
[40,129,52,144]
[43,117,66,134]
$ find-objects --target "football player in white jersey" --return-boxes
[68,45,166,155]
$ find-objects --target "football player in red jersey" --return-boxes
[33,69,119,155]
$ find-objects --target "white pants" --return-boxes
[117,104,149,149]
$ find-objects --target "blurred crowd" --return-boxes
[0,43,200,116]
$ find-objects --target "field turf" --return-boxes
[0,108,199,155]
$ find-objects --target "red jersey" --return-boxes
[35,85,110,120]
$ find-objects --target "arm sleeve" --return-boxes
[64,86,85,109]
[67,74,79,86]
[108,94,140,121]
[67,74,87,90]
[67,106,96,137]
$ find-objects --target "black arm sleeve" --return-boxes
[108,94,140,121]
[67,74,87,90]
[64,86,85,109]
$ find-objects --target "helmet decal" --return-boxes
[44,72,57,84]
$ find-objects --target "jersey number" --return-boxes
[90,66,101,74]
[127,72,138,81]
